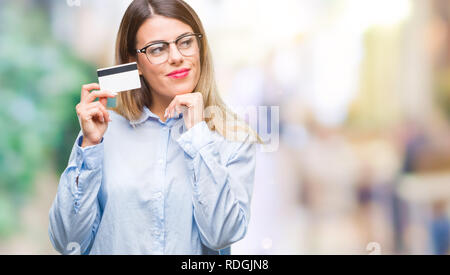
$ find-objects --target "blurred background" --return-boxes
[1,0,450,255]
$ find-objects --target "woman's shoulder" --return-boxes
[107,108,133,127]
[102,109,136,139]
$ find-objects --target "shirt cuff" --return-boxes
[177,121,214,158]
[75,135,104,171]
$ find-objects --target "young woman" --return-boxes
[48,0,258,255]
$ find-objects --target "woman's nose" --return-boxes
[167,43,184,65]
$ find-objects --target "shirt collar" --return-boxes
[129,106,183,126]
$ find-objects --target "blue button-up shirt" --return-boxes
[48,106,256,255]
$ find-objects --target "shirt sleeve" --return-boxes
[176,121,256,250]
[48,132,104,255]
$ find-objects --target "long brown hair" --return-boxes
[112,0,260,143]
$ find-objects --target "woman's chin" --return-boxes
[160,83,196,97]
[172,87,195,96]
[176,90,194,96]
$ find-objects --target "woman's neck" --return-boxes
[149,93,173,123]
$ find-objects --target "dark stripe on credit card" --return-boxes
[97,63,138,77]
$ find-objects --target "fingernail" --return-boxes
[164,109,168,118]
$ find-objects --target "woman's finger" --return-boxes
[165,95,192,119]
[98,90,113,108]
[81,83,101,103]
[85,90,116,104]
[85,107,105,123]
[174,105,188,118]
[99,97,108,108]
[95,102,110,122]
[164,105,173,119]
[87,102,110,122]
[165,97,178,119]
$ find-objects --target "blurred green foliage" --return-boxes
[0,2,96,237]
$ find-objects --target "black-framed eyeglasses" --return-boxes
[136,33,203,65]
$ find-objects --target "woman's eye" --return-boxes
[179,38,193,48]
[150,44,167,55]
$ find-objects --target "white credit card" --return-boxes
[97,62,141,94]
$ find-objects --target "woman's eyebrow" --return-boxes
[144,32,192,47]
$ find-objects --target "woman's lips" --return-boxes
[167,69,190,79]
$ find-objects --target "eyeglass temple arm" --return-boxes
[136,33,203,54]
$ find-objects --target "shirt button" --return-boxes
[158,159,163,165]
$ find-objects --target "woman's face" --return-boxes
[135,15,201,101]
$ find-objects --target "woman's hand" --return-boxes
[164,92,204,130]
[76,83,116,148]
